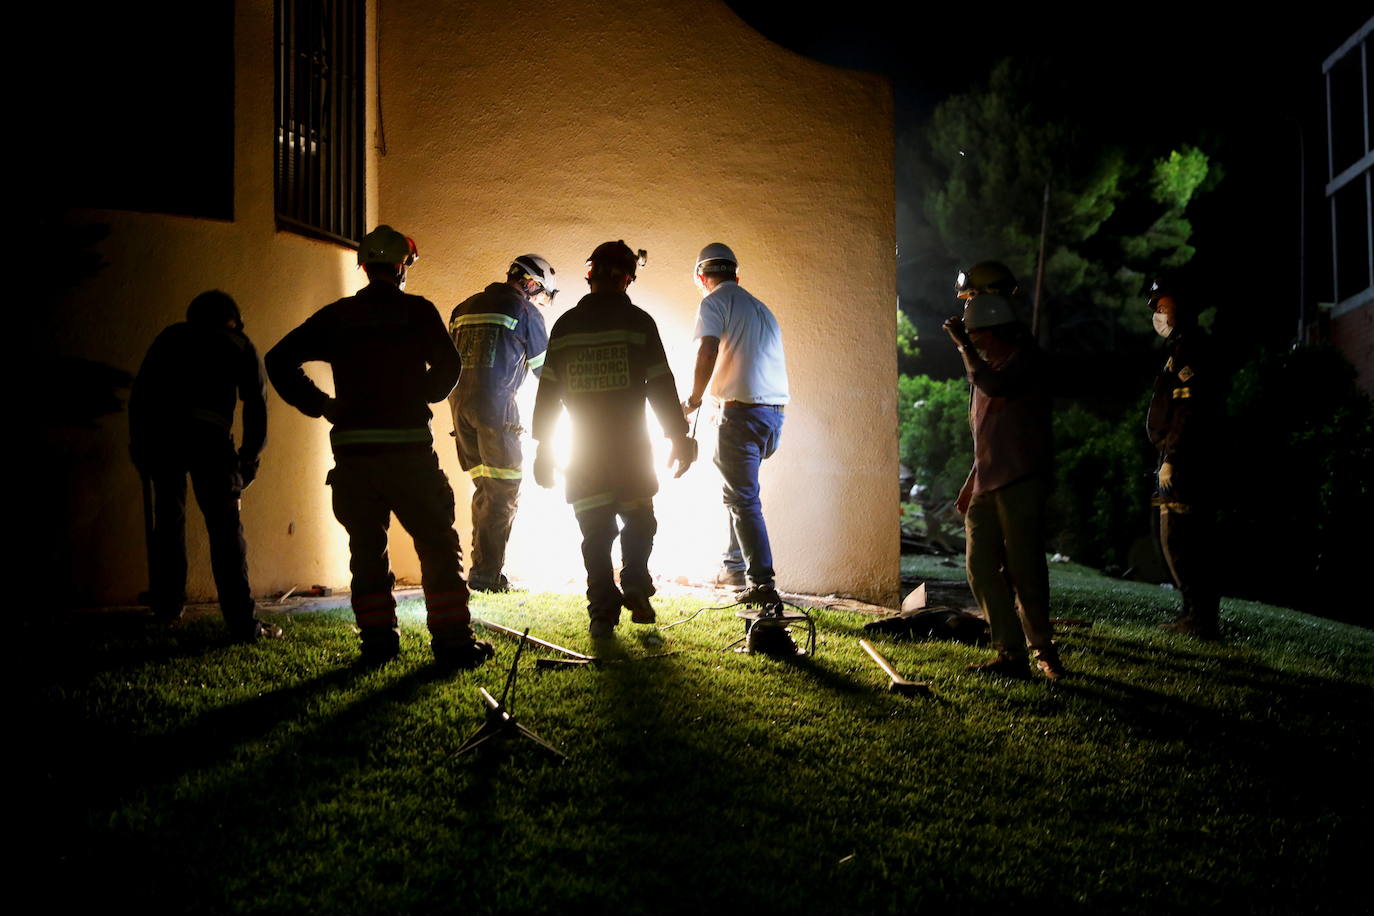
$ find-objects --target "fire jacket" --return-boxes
[1147,328,1216,503]
[448,282,548,401]
[265,282,460,455]
[531,291,688,510]
[129,321,267,472]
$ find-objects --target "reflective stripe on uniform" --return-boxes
[450,312,519,332]
[646,362,670,379]
[541,366,559,381]
[331,427,433,447]
[469,464,523,480]
[1172,387,1192,399]
[573,492,617,515]
[527,351,546,371]
[548,329,646,352]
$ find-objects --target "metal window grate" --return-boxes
[275,0,366,246]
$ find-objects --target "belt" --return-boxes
[724,400,784,410]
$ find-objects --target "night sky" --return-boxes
[728,2,1369,369]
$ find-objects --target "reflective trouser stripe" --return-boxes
[353,591,397,628]
[469,464,523,480]
[646,362,670,379]
[526,351,546,371]
[425,589,469,624]
[331,427,432,447]
[451,312,518,332]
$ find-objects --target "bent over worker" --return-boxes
[266,226,493,669]
[448,254,554,592]
[531,240,695,638]
[129,290,277,642]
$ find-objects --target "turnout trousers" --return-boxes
[575,498,657,627]
[145,442,256,637]
[327,449,473,646]
[964,474,1054,660]
[452,393,523,586]
[1158,502,1220,629]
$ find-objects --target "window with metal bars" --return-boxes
[275,0,366,246]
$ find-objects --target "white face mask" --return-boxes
[1153,311,1172,338]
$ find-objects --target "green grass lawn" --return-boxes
[23,562,1373,914]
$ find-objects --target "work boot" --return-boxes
[359,627,402,668]
[588,616,617,639]
[712,567,747,589]
[967,652,1031,679]
[150,605,185,624]
[622,590,656,624]
[1033,645,1066,680]
[431,638,495,670]
[468,574,512,593]
[736,583,782,609]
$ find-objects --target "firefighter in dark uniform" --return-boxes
[129,290,278,642]
[531,241,696,638]
[448,254,555,592]
[1145,278,1221,639]
[266,226,493,669]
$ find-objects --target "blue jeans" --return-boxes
[715,405,784,587]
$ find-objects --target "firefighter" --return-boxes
[942,262,1064,680]
[681,242,789,606]
[531,240,696,638]
[265,226,493,669]
[1145,277,1221,639]
[447,254,555,592]
[129,290,278,642]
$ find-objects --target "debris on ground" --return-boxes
[863,607,990,646]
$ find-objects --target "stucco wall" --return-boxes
[47,0,897,608]
[45,0,379,605]
[379,0,897,603]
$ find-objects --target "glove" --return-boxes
[668,436,697,479]
[533,442,556,489]
[1158,461,1174,490]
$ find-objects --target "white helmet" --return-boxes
[694,242,738,276]
[963,294,1018,331]
[509,254,558,298]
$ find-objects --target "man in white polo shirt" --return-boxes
[682,243,789,606]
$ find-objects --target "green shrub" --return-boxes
[1049,398,1155,571]
[1219,345,1373,617]
[897,373,971,503]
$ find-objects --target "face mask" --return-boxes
[1153,311,1172,338]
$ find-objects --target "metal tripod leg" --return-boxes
[454,628,566,760]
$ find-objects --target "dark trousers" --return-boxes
[1159,504,1220,626]
[575,498,657,623]
[146,451,255,635]
[453,394,523,583]
[964,475,1054,659]
[715,405,784,586]
[328,450,472,643]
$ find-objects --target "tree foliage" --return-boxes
[899,59,1220,366]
